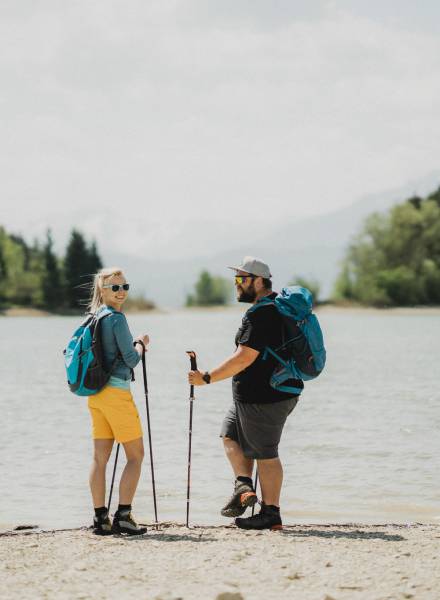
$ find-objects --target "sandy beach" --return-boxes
[1,523,438,600]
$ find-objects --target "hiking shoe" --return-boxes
[112,512,147,536]
[221,479,258,518]
[92,512,113,536]
[235,503,283,531]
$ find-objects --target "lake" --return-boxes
[1,306,439,530]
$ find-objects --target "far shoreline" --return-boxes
[0,306,161,318]
[2,303,440,317]
[316,303,440,316]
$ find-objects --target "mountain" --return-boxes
[106,172,440,307]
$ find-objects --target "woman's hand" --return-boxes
[135,334,150,351]
[188,370,205,386]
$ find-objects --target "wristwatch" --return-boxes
[202,371,211,384]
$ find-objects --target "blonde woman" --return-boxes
[88,267,149,536]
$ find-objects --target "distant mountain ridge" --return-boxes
[106,172,440,307]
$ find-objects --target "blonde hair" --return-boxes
[88,267,124,313]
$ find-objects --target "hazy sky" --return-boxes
[1,1,440,257]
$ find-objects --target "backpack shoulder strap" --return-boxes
[91,307,116,325]
[95,308,123,367]
[247,296,276,315]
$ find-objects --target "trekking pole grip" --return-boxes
[186,351,197,398]
[190,354,197,371]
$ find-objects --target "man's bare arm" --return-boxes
[188,344,259,386]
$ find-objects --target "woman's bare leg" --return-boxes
[89,439,114,507]
[119,437,145,505]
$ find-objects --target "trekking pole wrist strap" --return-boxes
[202,371,211,384]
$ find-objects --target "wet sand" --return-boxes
[1,523,439,600]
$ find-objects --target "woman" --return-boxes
[87,267,150,536]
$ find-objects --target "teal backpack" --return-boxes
[248,286,326,395]
[63,308,115,396]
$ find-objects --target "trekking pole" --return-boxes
[251,469,259,516]
[186,351,197,527]
[140,344,159,530]
[107,443,120,513]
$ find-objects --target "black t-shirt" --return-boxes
[232,292,302,404]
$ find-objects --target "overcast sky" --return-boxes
[1,1,440,258]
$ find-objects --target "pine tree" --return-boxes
[42,230,63,310]
[87,240,103,275]
[64,229,92,309]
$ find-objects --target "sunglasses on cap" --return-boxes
[234,275,256,285]
[102,283,130,292]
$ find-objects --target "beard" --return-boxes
[237,282,257,303]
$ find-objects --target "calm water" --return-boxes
[1,307,439,530]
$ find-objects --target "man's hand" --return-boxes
[188,369,205,386]
[187,345,259,388]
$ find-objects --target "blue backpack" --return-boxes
[248,286,326,395]
[63,308,116,396]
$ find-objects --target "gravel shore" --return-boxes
[1,523,439,600]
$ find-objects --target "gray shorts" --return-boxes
[220,398,298,460]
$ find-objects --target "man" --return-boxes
[188,256,301,530]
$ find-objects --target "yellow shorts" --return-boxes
[88,385,143,443]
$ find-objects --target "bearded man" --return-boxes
[188,256,300,530]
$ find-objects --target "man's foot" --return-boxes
[235,503,283,531]
[112,511,147,536]
[221,477,258,517]
[92,511,113,536]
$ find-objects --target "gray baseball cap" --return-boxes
[227,256,272,278]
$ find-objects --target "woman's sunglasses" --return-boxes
[234,276,255,285]
[102,283,130,292]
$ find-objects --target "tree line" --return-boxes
[335,186,440,306]
[0,228,103,311]
[187,186,440,308]
[2,185,439,311]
